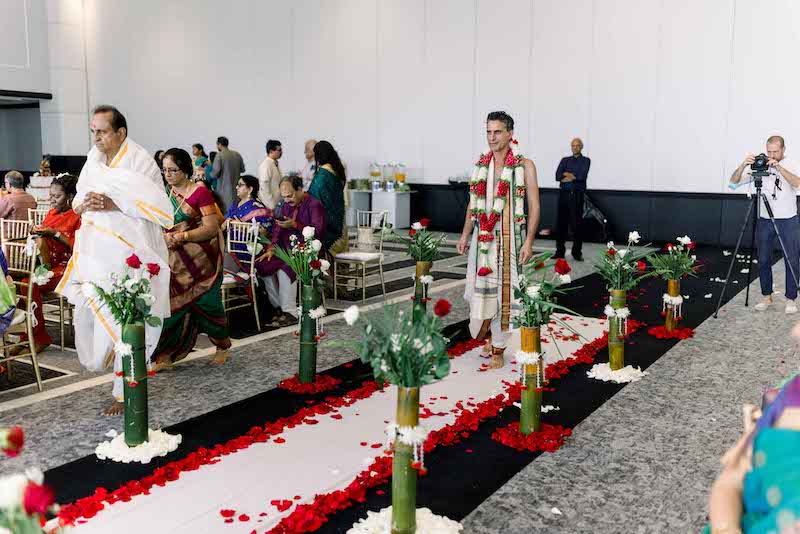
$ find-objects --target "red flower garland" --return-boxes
[277,374,342,395]
[647,325,695,340]
[491,422,572,452]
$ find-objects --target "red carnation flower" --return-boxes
[2,425,24,457]
[554,258,571,275]
[433,299,451,317]
[419,218,431,227]
[687,242,695,250]
[126,254,142,269]
[23,482,55,515]
[146,263,161,276]
[636,260,646,273]
[607,249,616,257]
[310,260,322,270]
[409,229,417,237]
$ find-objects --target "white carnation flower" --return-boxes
[344,305,360,325]
[302,226,316,240]
[115,341,133,358]
[0,474,27,509]
[124,278,138,294]
[25,467,44,485]
[617,249,628,259]
[526,285,541,299]
[310,240,322,252]
[140,293,156,306]
[559,274,571,284]
[411,222,423,231]
[628,231,641,244]
[676,235,692,246]
[319,259,331,274]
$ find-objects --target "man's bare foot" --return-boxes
[210,349,229,365]
[151,360,174,373]
[488,348,505,369]
[102,401,124,416]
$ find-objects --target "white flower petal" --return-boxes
[344,305,360,326]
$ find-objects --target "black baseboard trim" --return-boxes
[0,89,53,100]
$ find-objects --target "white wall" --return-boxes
[0,0,50,95]
[65,0,800,192]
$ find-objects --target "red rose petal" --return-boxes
[274,438,286,444]
[239,514,250,522]
[220,509,236,518]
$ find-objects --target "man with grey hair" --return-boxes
[0,170,37,220]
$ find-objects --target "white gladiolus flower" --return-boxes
[691,255,697,261]
[560,274,571,284]
[628,231,641,244]
[0,474,27,509]
[390,333,403,353]
[526,285,541,299]
[617,249,628,258]
[115,341,133,358]
[411,222,423,231]
[140,293,156,306]
[302,226,316,240]
[310,240,322,252]
[380,361,389,373]
[344,305,359,325]
[677,235,692,246]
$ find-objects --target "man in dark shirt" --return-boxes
[554,138,590,261]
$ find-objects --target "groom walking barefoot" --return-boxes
[457,111,540,369]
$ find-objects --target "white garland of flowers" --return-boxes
[604,304,631,337]
[514,350,542,389]
[411,274,434,301]
[308,305,327,337]
[662,294,684,318]
[385,423,430,472]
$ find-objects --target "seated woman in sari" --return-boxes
[223,174,273,263]
[152,148,231,369]
[308,140,347,255]
[12,174,82,354]
[705,373,800,534]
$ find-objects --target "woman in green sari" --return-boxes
[308,140,348,255]
[153,148,231,369]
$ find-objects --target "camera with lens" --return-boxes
[752,153,770,172]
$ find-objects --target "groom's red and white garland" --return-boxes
[468,140,526,276]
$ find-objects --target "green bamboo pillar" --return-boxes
[519,326,543,435]
[608,289,627,371]
[413,262,432,323]
[392,386,420,534]
[299,283,321,384]
[122,322,148,446]
[665,279,680,332]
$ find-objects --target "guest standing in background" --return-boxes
[192,143,209,175]
[554,138,590,261]
[308,140,347,255]
[300,139,317,191]
[257,139,283,210]
[207,150,218,189]
[210,136,245,212]
[0,171,37,221]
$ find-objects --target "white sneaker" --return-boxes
[754,297,772,311]
[786,300,798,315]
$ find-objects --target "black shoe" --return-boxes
[572,254,584,262]
[553,253,565,260]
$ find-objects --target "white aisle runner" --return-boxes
[71,316,606,533]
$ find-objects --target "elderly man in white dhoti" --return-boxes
[457,111,541,369]
[56,105,174,415]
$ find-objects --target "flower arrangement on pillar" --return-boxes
[590,231,655,381]
[391,218,446,321]
[491,254,580,450]
[88,254,163,447]
[272,227,329,386]
[343,300,462,533]
[646,235,699,339]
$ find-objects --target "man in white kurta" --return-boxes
[56,105,174,415]
[257,140,283,210]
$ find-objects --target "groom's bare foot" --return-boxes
[151,360,174,373]
[488,348,505,369]
[102,401,124,416]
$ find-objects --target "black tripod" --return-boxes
[714,175,800,317]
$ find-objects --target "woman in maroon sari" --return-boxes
[152,148,231,369]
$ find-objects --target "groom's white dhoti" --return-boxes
[56,139,174,400]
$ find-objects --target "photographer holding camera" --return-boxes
[730,135,800,314]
